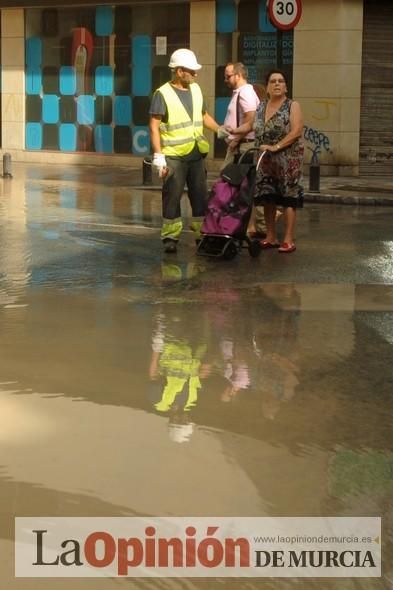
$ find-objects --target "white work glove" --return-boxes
[152,152,167,178]
[217,126,230,140]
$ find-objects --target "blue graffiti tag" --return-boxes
[304,126,331,152]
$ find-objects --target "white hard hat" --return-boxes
[168,48,202,70]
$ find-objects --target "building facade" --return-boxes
[1,0,392,175]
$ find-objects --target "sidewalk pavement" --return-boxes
[132,165,393,206]
[5,160,393,206]
[301,174,393,206]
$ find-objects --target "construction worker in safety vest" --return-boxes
[149,48,229,254]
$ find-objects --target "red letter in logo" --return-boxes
[84,532,116,568]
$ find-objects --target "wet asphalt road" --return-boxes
[0,165,392,589]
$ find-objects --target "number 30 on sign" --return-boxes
[268,0,302,30]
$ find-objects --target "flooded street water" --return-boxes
[1,164,392,589]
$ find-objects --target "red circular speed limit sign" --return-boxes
[268,0,302,30]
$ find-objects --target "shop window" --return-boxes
[96,96,113,125]
[42,124,59,150]
[238,0,260,33]
[114,126,132,153]
[59,124,77,151]
[26,95,42,123]
[60,96,76,123]
[25,3,189,155]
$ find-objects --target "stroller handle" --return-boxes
[237,147,267,171]
[256,150,267,171]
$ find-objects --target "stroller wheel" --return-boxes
[223,241,238,260]
[248,240,261,258]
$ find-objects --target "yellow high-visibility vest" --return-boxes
[158,82,210,157]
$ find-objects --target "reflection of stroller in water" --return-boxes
[197,149,264,260]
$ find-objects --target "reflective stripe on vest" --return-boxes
[158,82,210,157]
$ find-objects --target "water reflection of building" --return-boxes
[24,176,163,227]
[252,285,301,420]
[0,177,30,308]
[1,286,392,572]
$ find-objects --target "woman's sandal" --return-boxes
[278,242,296,253]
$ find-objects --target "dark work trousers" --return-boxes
[161,156,208,241]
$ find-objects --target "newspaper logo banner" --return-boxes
[15,517,381,578]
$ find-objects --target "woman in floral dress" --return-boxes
[231,70,304,253]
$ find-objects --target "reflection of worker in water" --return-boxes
[149,310,210,442]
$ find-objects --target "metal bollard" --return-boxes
[2,152,13,178]
[309,163,320,193]
[142,157,152,185]
[308,147,320,193]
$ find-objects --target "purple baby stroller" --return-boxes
[197,148,264,260]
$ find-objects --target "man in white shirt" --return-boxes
[222,62,269,237]
[222,62,259,169]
